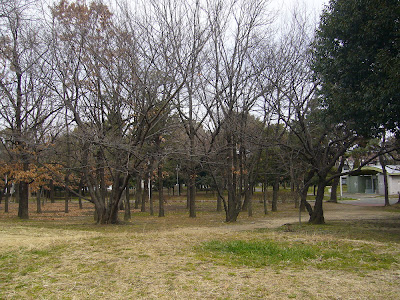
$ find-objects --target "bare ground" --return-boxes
[0,200,399,299]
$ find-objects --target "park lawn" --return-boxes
[0,200,400,299]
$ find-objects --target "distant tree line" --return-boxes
[0,0,398,223]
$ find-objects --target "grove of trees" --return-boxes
[0,0,398,224]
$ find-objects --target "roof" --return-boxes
[349,165,400,176]
[386,165,400,175]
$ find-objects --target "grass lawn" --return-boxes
[0,195,400,299]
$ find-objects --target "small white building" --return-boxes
[377,165,400,195]
[347,165,400,195]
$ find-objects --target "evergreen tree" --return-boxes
[312,0,400,137]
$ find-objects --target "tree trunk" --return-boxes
[300,170,315,212]
[64,185,69,214]
[78,178,83,209]
[18,161,29,219]
[91,174,120,224]
[94,193,121,225]
[217,193,223,212]
[4,182,10,213]
[290,162,299,208]
[18,181,29,219]
[189,171,196,218]
[119,196,124,211]
[226,187,239,222]
[104,173,130,224]
[93,201,105,223]
[98,151,107,212]
[239,147,245,212]
[36,187,42,214]
[272,177,279,212]
[149,176,154,216]
[108,193,120,224]
[135,174,142,209]
[293,189,300,209]
[309,178,326,224]
[246,184,253,217]
[186,183,190,209]
[241,175,250,213]
[329,180,339,203]
[187,78,196,218]
[50,179,55,203]
[244,164,255,217]
[329,157,345,203]
[263,179,268,215]
[241,193,248,211]
[225,134,240,222]
[379,155,390,206]
[300,186,307,213]
[124,185,131,221]
[14,183,19,203]
[141,174,147,212]
[158,165,165,217]
[5,189,9,213]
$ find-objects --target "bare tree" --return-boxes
[0,0,59,219]
[49,0,185,223]
[264,10,357,224]
[203,0,273,222]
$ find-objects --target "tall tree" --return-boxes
[49,0,185,224]
[0,0,58,219]
[263,7,358,224]
[152,0,212,218]
[312,0,400,137]
[205,0,272,222]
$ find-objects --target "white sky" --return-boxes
[280,0,329,13]
[267,0,329,33]
[273,0,329,20]
[301,0,328,12]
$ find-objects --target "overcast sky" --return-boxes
[276,0,329,19]
[267,0,329,31]
[303,0,329,12]
[282,0,329,12]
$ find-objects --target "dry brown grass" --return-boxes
[1,198,400,299]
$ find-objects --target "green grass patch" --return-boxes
[198,239,399,271]
[283,221,400,244]
[200,240,317,266]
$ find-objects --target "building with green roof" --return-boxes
[347,165,400,195]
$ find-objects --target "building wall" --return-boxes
[389,176,400,195]
[377,174,384,195]
[348,175,379,194]
[348,176,366,193]
[376,174,400,195]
